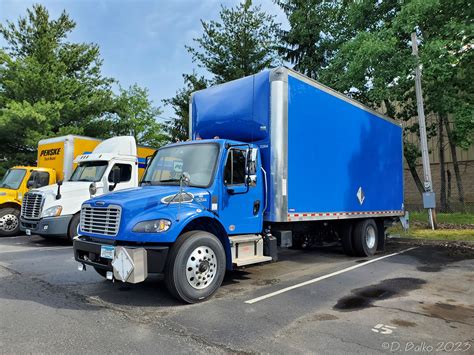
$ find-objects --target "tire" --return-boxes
[94,267,108,278]
[352,219,378,257]
[0,207,21,237]
[68,213,80,241]
[165,230,226,303]
[340,223,355,256]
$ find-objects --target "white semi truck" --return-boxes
[20,136,156,240]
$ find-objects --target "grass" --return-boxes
[409,211,474,225]
[388,211,474,242]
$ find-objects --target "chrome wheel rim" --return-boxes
[0,213,19,232]
[366,225,376,249]
[186,246,217,290]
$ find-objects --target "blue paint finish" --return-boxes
[192,71,273,219]
[80,139,265,269]
[217,148,264,234]
[192,70,271,142]
[287,75,403,213]
[81,185,214,241]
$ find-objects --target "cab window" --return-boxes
[27,171,50,188]
[224,149,246,185]
[108,164,132,183]
[0,169,26,190]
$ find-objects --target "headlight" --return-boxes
[132,219,171,233]
[42,205,63,218]
[0,192,6,196]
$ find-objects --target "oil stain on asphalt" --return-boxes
[333,278,426,312]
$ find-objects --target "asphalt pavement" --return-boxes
[0,235,473,354]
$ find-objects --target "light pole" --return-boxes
[411,32,436,230]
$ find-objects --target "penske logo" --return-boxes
[40,148,61,157]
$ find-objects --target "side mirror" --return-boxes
[56,180,63,200]
[109,167,121,192]
[111,167,121,184]
[27,180,35,189]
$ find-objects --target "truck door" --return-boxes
[219,147,263,235]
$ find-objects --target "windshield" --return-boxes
[0,168,26,190]
[142,143,219,187]
[69,161,108,182]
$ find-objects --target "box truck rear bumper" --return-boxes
[20,215,72,237]
[73,236,169,274]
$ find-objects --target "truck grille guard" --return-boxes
[80,204,121,237]
[21,192,45,219]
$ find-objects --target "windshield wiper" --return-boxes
[158,178,181,183]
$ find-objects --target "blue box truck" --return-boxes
[73,67,404,303]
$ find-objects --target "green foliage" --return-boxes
[0,4,115,172]
[163,73,208,142]
[165,0,281,142]
[279,0,473,158]
[106,84,168,147]
[186,0,281,83]
[0,4,167,176]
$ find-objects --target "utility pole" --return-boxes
[411,32,436,230]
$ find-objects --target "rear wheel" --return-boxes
[0,207,20,237]
[165,230,226,303]
[353,219,378,257]
[68,213,80,241]
[340,223,355,256]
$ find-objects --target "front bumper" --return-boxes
[20,215,73,237]
[73,236,169,273]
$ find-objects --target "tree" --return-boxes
[165,0,281,142]
[0,4,115,173]
[279,0,473,209]
[163,72,208,142]
[186,0,281,83]
[106,84,168,147]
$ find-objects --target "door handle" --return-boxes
[253,200,261,215]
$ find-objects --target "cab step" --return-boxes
[229,234,272,267]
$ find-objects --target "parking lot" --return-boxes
[0,235,473,354]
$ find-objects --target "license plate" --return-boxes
[25,229,31,236]
[100,245,115,259]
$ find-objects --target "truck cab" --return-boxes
[0,166,56,236]
[74,139,271,303]
[20,136,152,240]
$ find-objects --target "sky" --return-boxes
[0,0,289,121]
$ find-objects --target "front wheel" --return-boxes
[0,207,21,237]
[68,213,80,242]
[165,230,226,303]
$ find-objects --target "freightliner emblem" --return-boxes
[96,201,106,206]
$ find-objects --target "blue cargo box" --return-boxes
[190,67,404,223]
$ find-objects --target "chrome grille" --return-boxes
[80,204,121,236]
[21,192,44,219]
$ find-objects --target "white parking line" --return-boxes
[245,247,418,304]
[0,246,71,254]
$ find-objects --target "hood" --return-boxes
[32,181,92,197]
[85,185,211,213]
